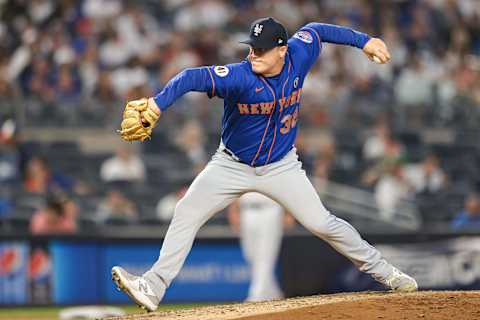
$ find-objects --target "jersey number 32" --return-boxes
[280,108,299,134]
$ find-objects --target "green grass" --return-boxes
[0,303,209,320]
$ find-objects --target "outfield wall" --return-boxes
[1,230,480,306]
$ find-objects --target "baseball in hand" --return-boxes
[373,56,382,64]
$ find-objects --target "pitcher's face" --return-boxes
[249,46,287,75]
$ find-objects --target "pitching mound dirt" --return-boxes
[110,291,480,320]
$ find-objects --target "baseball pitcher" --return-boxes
[112,17,417,311]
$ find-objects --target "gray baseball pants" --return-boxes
[144,146,393,298]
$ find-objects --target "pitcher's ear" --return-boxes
[279,45,288,58]
[247,47,253,60]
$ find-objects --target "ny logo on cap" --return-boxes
[253,24,263,36]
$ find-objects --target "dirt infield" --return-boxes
[109,291,480,320]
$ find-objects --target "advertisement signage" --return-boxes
[3,236,480,305]
[338,237,480,292]
[103,243,250,303]
[0,241,29,304]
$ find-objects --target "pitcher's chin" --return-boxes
[251,62,267,74]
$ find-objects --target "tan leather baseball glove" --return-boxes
[118,98,160,142]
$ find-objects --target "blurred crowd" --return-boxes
[1,0,480,234]
[0,0,479,128]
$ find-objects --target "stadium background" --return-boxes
[1,0,480,317]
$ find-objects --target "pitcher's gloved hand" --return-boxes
[118,98,161,142]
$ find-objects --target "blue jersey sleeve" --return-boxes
[205,64,245,100]
[153,64,244,111]
[288,26,322,69]
[289,22,372,70]
[153,67,211,111]
[306,22,371,48]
